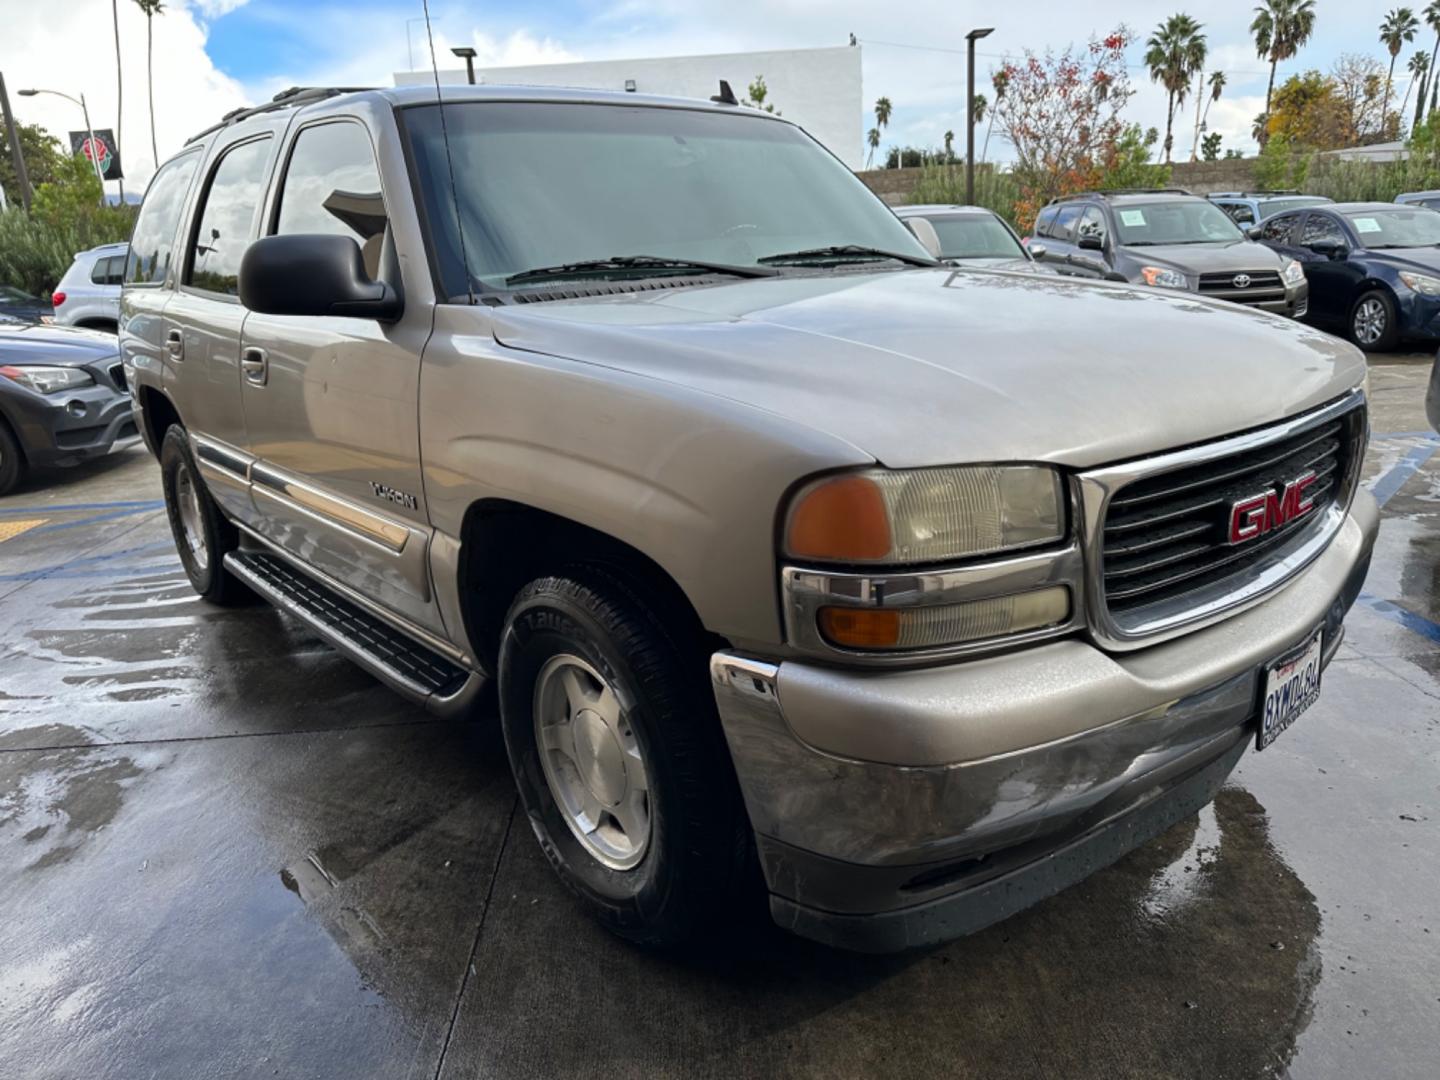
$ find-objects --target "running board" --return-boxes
[223,550,479,715]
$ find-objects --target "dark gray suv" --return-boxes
[1028,190,1308,317]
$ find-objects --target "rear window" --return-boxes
[125,152,200,285]
[922,214,1024,259]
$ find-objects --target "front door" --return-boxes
[239,117,440,632]
[1295,212,1364,328]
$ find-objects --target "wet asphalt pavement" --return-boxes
[1,357,1438,1080]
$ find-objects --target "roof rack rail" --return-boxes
[1205,189,1305,198]
[1047,187,1195,204]
[185,86,375,146]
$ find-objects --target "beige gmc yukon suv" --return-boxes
[120,84,1379,952]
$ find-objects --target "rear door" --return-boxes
[239,116,441,632]
[166,129,280,523]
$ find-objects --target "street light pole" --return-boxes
[0,71,33,210]
[965,27,994,206]
[18,86,106,200]
[451,47,478,85]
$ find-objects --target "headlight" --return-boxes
[1399,270,1440,296]
[784,465,1065,565]
[0,364,96,394]
[1139,266,1188,289]
[1282,259,1306,286]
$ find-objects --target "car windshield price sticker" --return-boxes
[1119,209,1147,227]
[1352,217,1382,234]
[1257,629,1323,750]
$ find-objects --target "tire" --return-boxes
[0,419,24,496]
[159,425,247,604]
[1349,289,1398,352]
[498,571,754,948]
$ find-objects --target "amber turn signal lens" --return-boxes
[818,607,902,648]
[785,475,892,561]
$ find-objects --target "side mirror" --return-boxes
[1309,240,1349,260]
[1027,243,1048,260]
[905,217,944,260]
[1077,233,1105,252]
[1245,225,1265,240]
[239,234,402,321]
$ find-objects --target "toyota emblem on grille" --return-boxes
[1233,273,1252,289]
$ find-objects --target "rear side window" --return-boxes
[1051,205,1083,241]
[186,137,272,296]
[125,153,200,285]
[1033,206,1059,238]
[90,255,125,285]
[274,121,387,279]
[1259,212,1300,244]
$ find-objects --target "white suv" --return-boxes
[52,242,126,332]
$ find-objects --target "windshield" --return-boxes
[921,215,1025,259]
[1343,208,1440,247]
[403,102,930,294]
[1113,200,1245,245]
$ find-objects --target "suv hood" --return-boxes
[1123,240,1287,276]
[0,322,119,366]
[490,268,1365,469]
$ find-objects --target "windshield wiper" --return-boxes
[506,255,776,286]
[757,244,939,268]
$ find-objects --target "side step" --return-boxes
[224,550,478,713]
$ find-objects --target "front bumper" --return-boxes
[2,379,139,468]
[711,494,1378,952]
[1197,278,1307,317]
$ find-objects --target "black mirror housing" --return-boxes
[239,234,403,321]
[1311,240,1349,260]
[1077,233,1105,252]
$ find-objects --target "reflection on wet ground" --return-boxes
[1,362,1438,1079]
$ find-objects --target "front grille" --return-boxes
[1101,405,1363,616]
[109,362,127,390]
[1197,270,1285,306]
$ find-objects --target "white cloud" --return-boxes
[4,0,249,195]
[189,0,252,17]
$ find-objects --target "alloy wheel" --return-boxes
[1354,298,1386,346]
[173,460,209,572]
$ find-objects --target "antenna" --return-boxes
[422,0,475,304]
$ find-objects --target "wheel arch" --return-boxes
[136,385,182,459]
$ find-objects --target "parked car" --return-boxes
[1027,190,1309,316]
[894,205,1048,272]
[51,242,127,332]
[124,85,1375,953]
[1250,201,1440,351]
[1394,190,1440,210]
[0,322,138,494]
[1208,190,1333,226]
[0,285,54,324]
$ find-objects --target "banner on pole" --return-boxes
[68,129,122,181]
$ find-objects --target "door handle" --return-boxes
[241,347,269,387]
[166,329,183,361]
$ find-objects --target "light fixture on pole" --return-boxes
[19,87,105,199]
[965,27,994,207]
[451,46,477,85]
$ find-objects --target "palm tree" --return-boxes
[981,68,1008,163]
[1381,9,1421,136]
[943,129,954,161]
[1251,0,1318,144]
[1145,14,1207,164]
[866,126,880,169]
[1200,70,1227,135]
[134,0,164,169]
[873,97,892,168]
[111,0,123,201]
[1424,0,1440,122]
[1410,51,1432,132]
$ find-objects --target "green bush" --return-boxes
[908,163,1021,225]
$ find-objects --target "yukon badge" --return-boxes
[1226,471,1317,545]
[370,482,418,511]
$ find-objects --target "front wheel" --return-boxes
[1350,289,1399,352]
[498,571,754,948]
[0,420,24,496]
[159,425,247,604]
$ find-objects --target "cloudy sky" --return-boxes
[3,0,1428,194]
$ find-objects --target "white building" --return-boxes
[395,45,864,170]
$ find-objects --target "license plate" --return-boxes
[1257,630,1323,751]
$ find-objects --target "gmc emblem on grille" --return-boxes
[1232,273,1252,289]
[1227,472,1318,544]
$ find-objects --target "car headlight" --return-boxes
[1139,266,1188,289]
[1399,270,1440,296]
[0,364,96,394]
[1282,259,1306,286]
[784,465,1065,565]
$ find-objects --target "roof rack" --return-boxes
[1205,190,1305,198]
[185,86,374,145]
[1048,188,1195,204]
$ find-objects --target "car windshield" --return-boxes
[1113,200,1245,245]
[921,215,1026,259]
[404,101,931,294]
[1343,208,1440,247]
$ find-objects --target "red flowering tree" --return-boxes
[995,28,1138,229]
